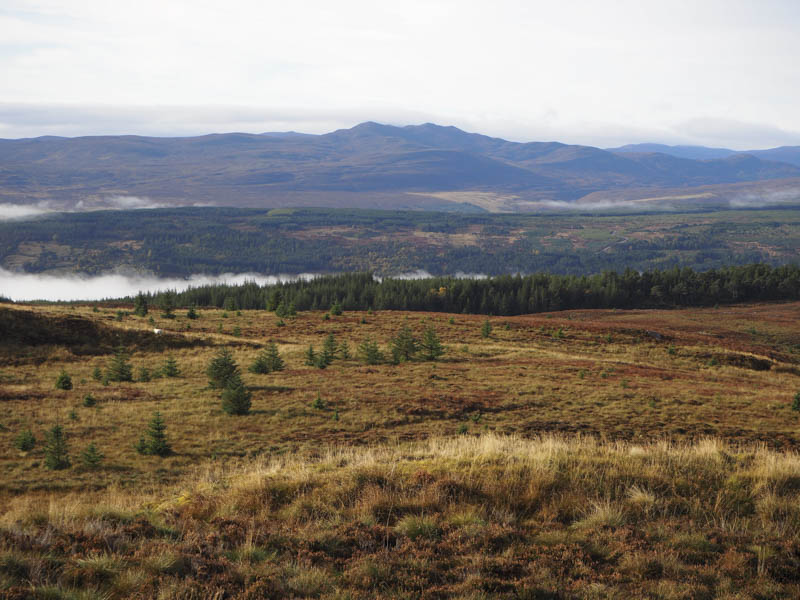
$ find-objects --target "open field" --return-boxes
[2,301,800,597]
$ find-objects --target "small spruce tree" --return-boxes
[206,348,239,389]
[221,373,252,415]
[44,424,70,470]
[160,292,176,319]
[339,340,351,360]
[481,318,492,338]
[420,326,445,361]
[55,370,73,390]
[330,302,343,316]
[320,333,338,366]
[304,344,317,366]
[137,366,152,382]
[79,442,104,470]
[14,429,36,452]
[92,366,103,382]
[133,292,148,317]
[106,347,133,382]
[249,342,284,374]
[187,306,198,320]
[391,322,418,362]
[358,337,384,365]
[162,355,180,378]
[136,411,171,456]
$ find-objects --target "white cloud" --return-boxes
[0,1,799,148]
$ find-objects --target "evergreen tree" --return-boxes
[266,289,282,311]
[14,429,36,452]
[186,306,198,320]
[339,340,351,360]
[358,337,384,365]
[79,442,104,469]
[481,318,492,338]
[44,424,70,470]
[249,342,284,374]
[304,344,317,366]
[136,411,171,456]
[320,333,338,366]
[160,291,176,319]
[420,326,445,361]
[162,355,180,378]
[390,322,418,362]
[54,370,73,390]
[221,373,252,415]
[92,366,103,382]
[206,348,239,389]
[106,347,133,382]
[330,301,343,316]
[133,292,148,317]
[223,296,237,311]
[137,366,152,382]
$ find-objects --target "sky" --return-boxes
[1,0,800,149]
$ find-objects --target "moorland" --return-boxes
[2,295,800,598]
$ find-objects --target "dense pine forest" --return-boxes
[135,263,800,315]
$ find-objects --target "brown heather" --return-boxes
[1,301,800,598]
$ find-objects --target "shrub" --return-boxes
[79,442,104,470]
[82,394,97,407]
[207,348,238,389]
[44,424,70,470]
[312,392,325,410]
[221,374,252,415]
[136,412,171,456]
[14,429,35,452]
[54,370,72,390]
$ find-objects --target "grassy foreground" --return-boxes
[3,434,800,598]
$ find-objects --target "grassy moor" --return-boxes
[2,300,800,598]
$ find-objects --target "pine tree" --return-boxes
[391,322,418,362]
[137,366,152,382]
[330,302,343,316]
[136,411,171,456]
[223,296,237,312]
[358,337,384,365]
[133,292,148,317]
[79,442,104,469]
[221,373,252,415]
[206,348,238,389]
[54,370,73,390]
[92,366,103,382]
[162,355,180,378]
[186,306,198,320]
[339,340,351,360]
[106,347,133,382]
[44,424,70,470]
[420,326,445,361]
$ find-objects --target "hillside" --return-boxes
[2,122,800,212]
[1,301,800,597]
[3,206,800,278]
[611,143,800,167]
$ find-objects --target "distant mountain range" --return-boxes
[1,122,799,213]
[608,143,800,166]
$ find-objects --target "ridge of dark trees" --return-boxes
[135,263,800,316]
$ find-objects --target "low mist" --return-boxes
[0,269,317,302]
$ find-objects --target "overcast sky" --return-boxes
[1,0,799,149]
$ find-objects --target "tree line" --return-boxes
[135,263,800,316]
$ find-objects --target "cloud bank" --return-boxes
[0,269,318,302]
